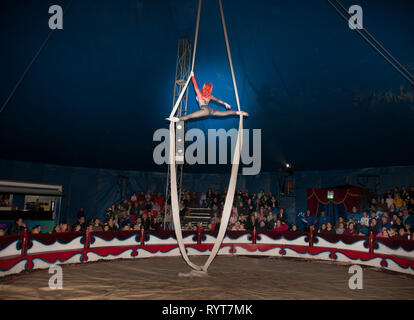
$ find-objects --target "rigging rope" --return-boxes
[0,0,75,114]
[168,0,244,273]
[333,0,414,83]
[327,0,414,87]
[218,0,241,112]
[191,0,202,73]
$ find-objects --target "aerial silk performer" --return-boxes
[166,0,245,276]
[166,71,248,122]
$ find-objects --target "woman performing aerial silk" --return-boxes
[166,71,248,122]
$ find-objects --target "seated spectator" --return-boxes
[388,227,398,238]
[60,223,68,232]
[370,198,378,212]
[256,220,268,231]
[211,218,220,232]
[199,192,207,207]
[52,225,61,233]
[107,217,119,231]
[266,211,274,225]
[392,216,404,230]
[31,225,41,234]
[378,215,391,232]
[130,202,140,217]
[325,222,336,234]
[270,196,278,210]
[152,213,163,230]
[122,224,131,231]
[133,217,142,230]
[141,213,152,230]
[405,224,412,237]
[120,200,129,211]
[393,193,403,210]
[278,208,287,222]
[211,212,220,225]
[385,193,394,208]
[237,202,248,217]
[303,210,316,231]
[360,211,370,228]
[7,217,26,235]
[229,210,239,229]
[377,227,389,238]
[119,211,132,229]
[404,210,414,228]
[272,219,288,232]
[347,218,355,227]
[318,223,327,233]
[335,216,345,230]
[409,186,414,199]
[130,192,137,202]
[369,218,378,235]
[92,218,103,232]
[388,205,397,217]
[143,196,153,211]
[347,206,362,222]
[210,204,220,217]
[231,221,244,231]
[0,229,5,236]
[336,222,345,235]
[153,192,164,207]
[236,213,246,226]
[72,216,86,232]
[401,186,409,201]
[343,222,358,236]
[407,198,414,213]
[245,215,257,231]
[126,202,133,215]
[258,207,266,223]
[103,223,110,232]
[398,227,409,240]
[290,224,298,232]
[317,211,329,229]
[105,204,115,219]
[376,198,388,213]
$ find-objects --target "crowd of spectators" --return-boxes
[297,186,414,239]
[1,186,413,241]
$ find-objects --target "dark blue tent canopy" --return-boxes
[0,0,413,174]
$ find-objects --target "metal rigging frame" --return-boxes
[164,38,192,229]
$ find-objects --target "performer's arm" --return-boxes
[191,72,200,95]
[211,95,231,109]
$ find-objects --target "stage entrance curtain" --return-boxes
[316,202,346,226]
[307,187,363,218]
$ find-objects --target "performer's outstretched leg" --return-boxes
[179,108,209,121]
[211,109,248,117]
[168,107,247,122]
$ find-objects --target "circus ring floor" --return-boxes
[1,255,413,300]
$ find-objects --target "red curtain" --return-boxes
[306,187,363,216]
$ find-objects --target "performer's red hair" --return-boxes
[200,82,213,101]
